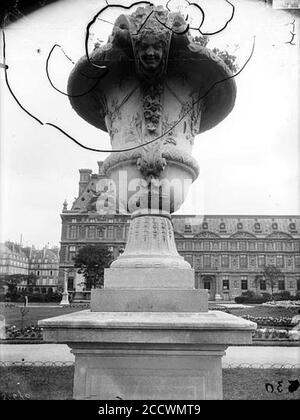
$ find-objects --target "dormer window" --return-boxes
[202,222,208,230]
[184,224,192,232]
[220,223,226,230]
[289,223,296,230]
[254,222,261,230]
[237,223,243,230]
[272,222,278,230]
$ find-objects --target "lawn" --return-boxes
[1,304,88,329]
[1,303,299,329]
[0,366,299,400]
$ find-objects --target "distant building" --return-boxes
[59,167,300,301]
[25,247,59,294]
[0,243,60,295]
[0,242,29,294]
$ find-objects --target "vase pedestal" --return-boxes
[39,213,256,399]
[39,299,255,400]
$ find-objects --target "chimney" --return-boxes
[78,169,92,196]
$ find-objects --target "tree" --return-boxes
[73,245,113,290]
[1,274,27,294]
[193,35,238,73]
[261,265,283,298]
[253,274,261,293]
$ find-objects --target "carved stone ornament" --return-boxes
[67,4,237,267]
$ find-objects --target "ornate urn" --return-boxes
[68,5,236,276]
[40,6,256,401]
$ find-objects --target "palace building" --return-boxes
[59,166,300,301]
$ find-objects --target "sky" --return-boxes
[0,0,299,248]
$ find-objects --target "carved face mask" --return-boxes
[138,36,164,72]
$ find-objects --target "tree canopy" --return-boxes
[260,264,284,297]
[193,35,238,73]
[73,245,113,290]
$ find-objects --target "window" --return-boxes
[289,223,296,230]
[272,222,278,230]
[231,241,237,250]
[88,226,95,239]
[220,223,226,230]
[297,278,300,291]
[194,241,201,250]
[69,225,77,239]
[184,224,192,232]
[278,279,285,291]
[276,255,284,267]
[258,255,265,267]
[254,222,261,230]
[221,254,229,267]
[176,241,184,251]
[288,281,294,289]
[295,256,300,267]
[202,222,208,230]
[249,241,256,251]
[285,241,292,251]
[223,276,229,290]
[239,241,246,251]
[203,241,210,251]
[185,242,193,251]
[107,226,114,239]
[97,227,104,238]
[221,241,228,251]
[69,246,76,261]
[275,241,283,251]
[204,279,211,290]
[203,255,211,268]
[184,254,193,266]
[195,257,202,268]
[237,222,243,230]
[258,242,264,251]
[260,279,266,290]
[239,255,247,268]
[116,227,123,239]
[241,276,248,290]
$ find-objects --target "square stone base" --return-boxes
[39,310,256,400]
[71,344,224,400]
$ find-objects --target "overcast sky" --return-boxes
[0,0,299,248]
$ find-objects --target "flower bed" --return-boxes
[263,300,300,308]
[4,325,43,340]
[242,315,292,327]
[253,328,300,341]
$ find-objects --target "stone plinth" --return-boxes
[90,288,208,312]
[39,310,255,400]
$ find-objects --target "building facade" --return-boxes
[0,243,59,295]
[23,247,60,294]
[59,168,300,301]
[0,243,29,294]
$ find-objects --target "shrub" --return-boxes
[241,290,256,298]
[274,291,291,301]
[235,296,247,304]
[261,292,272,301]
[235,293,269,304]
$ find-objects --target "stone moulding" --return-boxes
[102,145,200,181]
